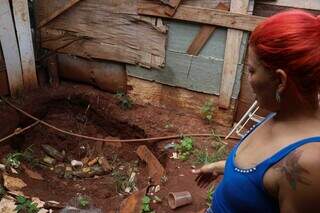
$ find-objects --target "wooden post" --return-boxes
[218,0,250,109]
[0,0,24,96]
[47,54,60,88]
[12,0,38,90]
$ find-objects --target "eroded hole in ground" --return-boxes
[0,97,150,211]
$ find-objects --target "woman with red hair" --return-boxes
[194,10,320,213]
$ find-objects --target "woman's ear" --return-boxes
[275,69,287,93]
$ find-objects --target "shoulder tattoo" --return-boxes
[274,150,311,190]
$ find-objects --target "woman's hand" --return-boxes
[193,160,226,188]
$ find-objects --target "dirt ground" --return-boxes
[0,82,237,212]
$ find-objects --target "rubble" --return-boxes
[3,174,27,191]
[41,145,64,161]
[98,157,112,173]
[22,165,44,180]
[0,195,16,213]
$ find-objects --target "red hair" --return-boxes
[249,10,320,104]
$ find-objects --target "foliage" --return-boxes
[175,137,194,161]
[77,195,90,209]
[0,185,6,199]
[200,100,214,122]
[15,195,40,213]
[4,145,35,169]
[141,196,155,213]
[207,185,215,207]
[115,92,133,110]
[194,131,228,165]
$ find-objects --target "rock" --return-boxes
[3,174,27,191]
[54,163,65,178]
[0,196,17,213]
[43,156,56,165]
[88,157,99,166]
[98,157,112,173]
[64,166,73,179]
[32,197,45,208]
[71,160,83,169]
[41,145,64,161]
[10,167,18,174]
[22,165,44,180]
[0,164,6,171]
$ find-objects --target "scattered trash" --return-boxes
[0,195,16,213]
[54,163,65,178]
[191,165,196,169]
[0,163,6,171]
[170,152,179,159]
[41,145,64,161]
[3,174,27,191]
[60,194,102,213]
[22,165,44,181]
[81,157,89,165]
[168,191,193,209]
[88,157,99,167]
[43,156,56,165]
[164,142,175,150]
[179,174,185,177]
[153,195,162,203]
[154,185,160,193]
[10,167,19,174]
[98,157,112,173]
[71,160,84,169]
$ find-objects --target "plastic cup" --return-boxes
[168,191,192,209]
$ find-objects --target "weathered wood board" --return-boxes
[36,0,167,69]
[12,0,38,90]
[218,0,251,109]
[0,0,24,96]
[138,0,265,31]
[258,0,320,10]
[0,46,10,96]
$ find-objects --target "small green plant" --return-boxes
[77,195,90,209]
[4,145,35,169]
[141,196,155,213]
[15,195,40,213]
[111,169,132,193]
[201,100,214,122]
[164,123,173,129]
[175,137,194,161]
[207,185,216,207]
[0,185,6,199]
[115,92,133,110]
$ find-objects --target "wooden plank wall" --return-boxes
[36,0,167,69]
[0,46,10,96]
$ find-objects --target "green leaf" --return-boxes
[17,195,27,204]
[142,196,151,204]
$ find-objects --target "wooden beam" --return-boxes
[37,0,82,29]
[164,0,183,16]
[138,0,265,32]
[258,0,320,10]
[12,0,38,91]
[0,0,24,96]
[218,0,251,109]
[187,2,229,56]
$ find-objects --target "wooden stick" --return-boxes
[187,2,229,56]
[37,0,82,29]
[0,97,233,144]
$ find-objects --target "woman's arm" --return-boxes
[193,160,226,188]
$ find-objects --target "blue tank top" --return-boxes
[209,113,320,213]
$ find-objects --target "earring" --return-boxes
[276,91,281,103]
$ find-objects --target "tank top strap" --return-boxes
[265,136,320,166]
